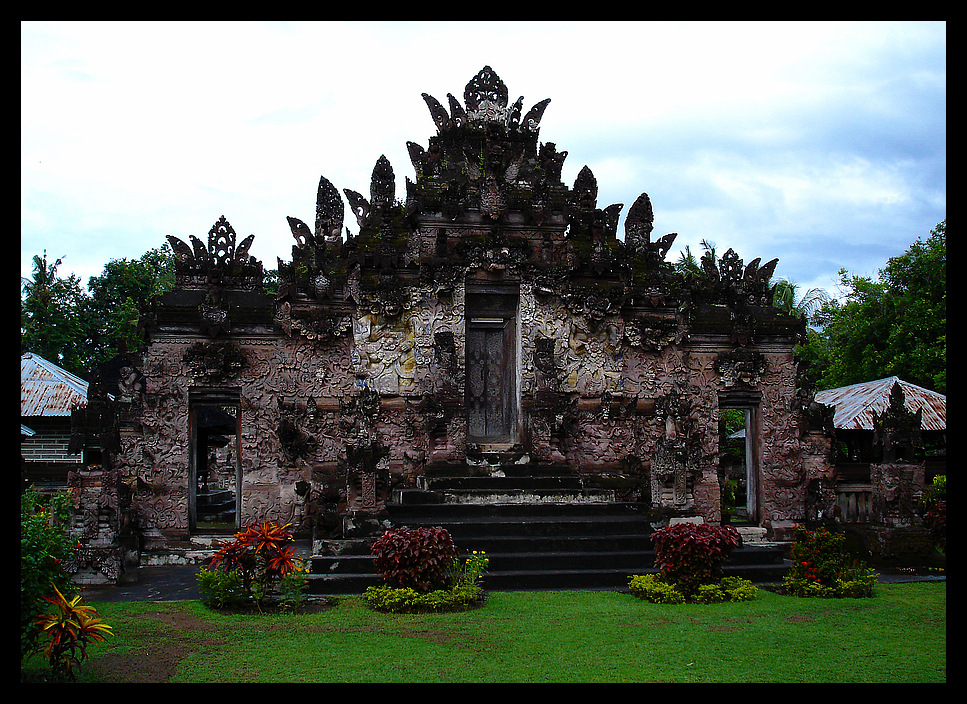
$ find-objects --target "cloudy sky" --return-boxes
[21,21,945,301]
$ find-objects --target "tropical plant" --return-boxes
[31,585,112,681]
[371,526,459,593]
[649,522,741,599]
[21,487,78,659]
[674,239,717,276]
[201,520,302,609]
[772,278,832,319]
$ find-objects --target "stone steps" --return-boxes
[307,473,790,594]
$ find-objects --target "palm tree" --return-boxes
[772,278,831,321]
[674,239,717,276]
[21,251,88,373]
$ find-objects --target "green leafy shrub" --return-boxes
[197,565,247,609]
[371,526,459,593]
[199,520,305,610]
[650,522,741,599]
[21,487,78,659]
[363,583,483,613]
[919,474,945,555]
[628,574,685,604]
[628,573,757,604]
[277,558,311,613]
[781,525,877,598]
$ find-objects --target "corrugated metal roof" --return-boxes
[21,353,88,417]
[814,376,946,432]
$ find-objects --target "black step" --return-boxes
[422,475,585,491]
[388,500,647,519]
[308,558,791,594]
[306,473,789,594]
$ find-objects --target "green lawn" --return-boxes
[22,582,945,684]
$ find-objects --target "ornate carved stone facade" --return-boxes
[75,67,836,567]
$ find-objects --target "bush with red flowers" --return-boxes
[780,525,877,598]
[21,487,78,660]
[919,475,946,555]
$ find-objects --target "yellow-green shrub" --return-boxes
[628,573,757,604]
[691,576,758,603]
[628,574,685,604]
[363,583,483,613]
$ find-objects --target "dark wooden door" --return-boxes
[466,318,515,442]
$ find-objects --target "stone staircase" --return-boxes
[195,487,237,525]
[307,465,790,595]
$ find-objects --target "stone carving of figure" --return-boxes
[353,308,417,394]
[563,318,621,395]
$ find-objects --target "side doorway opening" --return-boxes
[189,390,241,535]
[719,403,759,525]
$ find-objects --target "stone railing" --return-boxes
[835,483,874,523]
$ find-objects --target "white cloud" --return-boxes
[21,20,945,295]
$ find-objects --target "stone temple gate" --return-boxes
[68,67,839,585]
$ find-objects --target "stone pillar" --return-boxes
[67,465,138,585]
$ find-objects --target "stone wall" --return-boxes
[75,67,835,571]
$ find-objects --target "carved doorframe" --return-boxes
[718,391,761,525]
[465,283,520,445]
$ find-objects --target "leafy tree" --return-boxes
[83,244,175,366]
[21,245,175,377]
[878,220,946,392]
[21,252,91,376]
[802,221,945,393]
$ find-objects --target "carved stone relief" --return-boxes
[75,66,834,565]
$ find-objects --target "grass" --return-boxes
[21,582,945,684]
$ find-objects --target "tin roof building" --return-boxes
[814,376,946,432]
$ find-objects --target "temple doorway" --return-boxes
[719,403,759,524]
[189,391,241,534]
[465,284,519,445]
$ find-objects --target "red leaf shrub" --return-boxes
[371,526,459,593]
[650,522,741,598]
[206,521,299,604]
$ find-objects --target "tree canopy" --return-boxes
[800,220,946,394]
[21,246,175,378]
[21,252,89,374]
